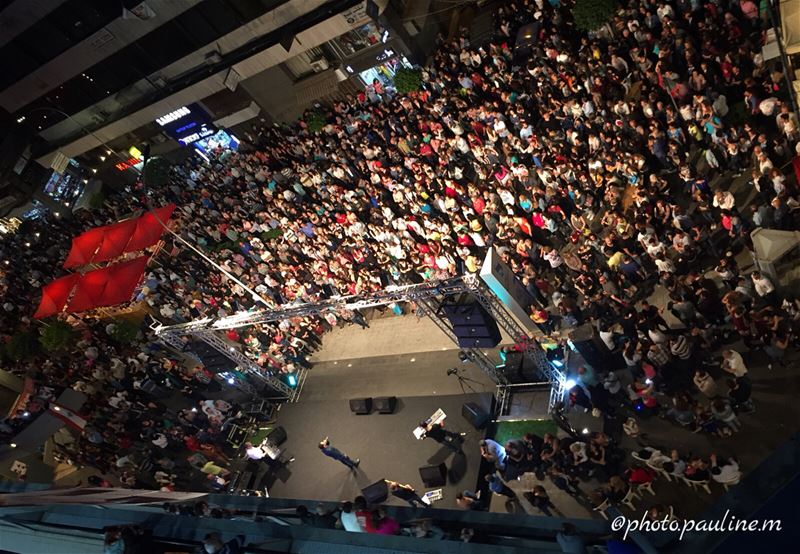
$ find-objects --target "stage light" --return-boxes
[581,428,590,435]
[99,156,106,161]
[9,443,16,448]
[564,378,577,389]
[35,232,40,237]
[229,347,235,351]
[22,411,30,417]
[53,406,60,411]
[287,374,297,387]
[191,407,197,412]
[227,377,235,384]
[552,359,564,368]
[25,242,30,247]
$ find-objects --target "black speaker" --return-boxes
[361,479,389,504]
[190,341,238,373]
[365,0,379,20]
[267,426,287,446]
[349,397,373,415]
[279,33,296,52]
[419,463,447,487]
[456,337,502,348]
[444,303,501,347]
[569,323,611,368]
[373,396,397,414]
[462,402,490,429]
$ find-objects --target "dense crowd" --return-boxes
[0,0,798,533]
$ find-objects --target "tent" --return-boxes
[33,274,80,319]
[66,256,149,313]
[62,227,106,269]
[125,203,176,252]
[90,218,138,264]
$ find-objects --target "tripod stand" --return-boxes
[447,367,483,394]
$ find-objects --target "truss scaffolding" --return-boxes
[153,274,565,409]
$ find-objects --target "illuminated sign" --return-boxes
[128,146,143,160]
[155,103,213,147]
[178,124,217,145]
[156,106,191,126]
[115,157,140,171]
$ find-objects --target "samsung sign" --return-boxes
[155,103,216,145]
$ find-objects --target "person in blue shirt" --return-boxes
[485,472,516,498]
[318,437,360,470]
[479,439,507,470]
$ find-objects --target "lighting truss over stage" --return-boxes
[153,274,565,409]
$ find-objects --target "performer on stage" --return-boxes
[318,437,360,470]
[244,441,267,461]
[419,420,465,451]
[386,480,427,507]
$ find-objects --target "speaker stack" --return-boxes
[373,396,397,414]
[442,302,502,348]
[461,402,490,429]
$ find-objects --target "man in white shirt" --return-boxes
[244,442,267,461]
[722,349,748,377]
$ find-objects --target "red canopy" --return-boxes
[125,203,176,252]
[90,218,138,264]
[66,256,149,313]
[63,227,106,269]
[33,274,80,319]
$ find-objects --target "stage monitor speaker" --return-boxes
[349,397,373,415]
[462,402,490,429]
[361,479,389,504]
[453,324,501,339]
[373,396,397,414]
[267,426,287,446]
[419,463,447,487]
[190,341,238,373]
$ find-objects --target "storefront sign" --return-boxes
[115,157,140,171]
[155,103,214,146]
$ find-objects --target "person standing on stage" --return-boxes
[386,480,427,507]
[318,437,360,470]
[419,420,465,451]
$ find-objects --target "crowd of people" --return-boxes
[0,0,798,542]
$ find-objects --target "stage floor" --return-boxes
[261,392,493,509]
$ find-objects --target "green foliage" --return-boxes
[304,111,327,133]
[6,331,41,361]
[108,319,140,344]
[394,67,422,95]
[143,157,173,187]
[89,189,106,210]
[572,0,616,32]
[38,320,75,352]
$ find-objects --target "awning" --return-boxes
[125,203,176,252]
[62,227,106,269]
[32,274,80,319]
[90,218,138,264]
[66,256,149,313]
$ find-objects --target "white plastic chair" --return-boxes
[636,481,656,496]
[593,498,610,520]
[621,486,639,510]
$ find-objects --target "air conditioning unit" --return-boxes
[309,58,330,73]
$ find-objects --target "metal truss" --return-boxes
[154,275,563,408]
[461,274,565,411]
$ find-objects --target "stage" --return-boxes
[258,392,493,509]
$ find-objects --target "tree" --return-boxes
[5,331,41,361]
[394,68,422,95]
[39,320,75,352]
[304,111,327,133]
[108,319,140,344]
[572,0,616,32]
[143,157,172,187]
